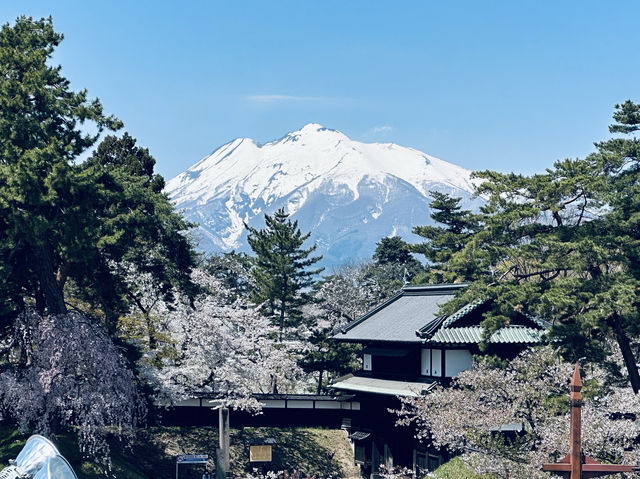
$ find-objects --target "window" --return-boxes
[420,348,442,377]
[363,353,372,371]
[422,348,472,377]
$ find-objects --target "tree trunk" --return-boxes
[279,299,286,343]
[146,313,158,350]
[32,242,67,315]
[56,259,71,291]
[35,288,46,315]
[610,314,640,394]
[133,299,157,350]
[317,369,324,395]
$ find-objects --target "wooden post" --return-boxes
[569,364,582,479]
[216,407,230,479]
[542,363,636,478]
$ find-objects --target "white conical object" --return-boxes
[32,456,77,479]
[0,435,60,479]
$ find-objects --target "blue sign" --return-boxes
[176,454,209,464]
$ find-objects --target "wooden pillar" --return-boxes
[542,362,635,477]
[216,407,230,479]
[569,364,582,479]
[370,438,380,479]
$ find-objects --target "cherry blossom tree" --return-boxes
[0,309,144,469]
[141,269,304,409]
[397,346,640,478]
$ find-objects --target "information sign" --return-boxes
[249,445,272,462]
[176,454,209,464]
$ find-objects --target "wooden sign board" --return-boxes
[249,445,272,462]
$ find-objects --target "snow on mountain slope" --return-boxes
[165,123,480,270]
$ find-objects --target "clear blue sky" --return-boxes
[2,1,639,179]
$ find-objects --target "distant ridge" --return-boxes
[165,123,480,269]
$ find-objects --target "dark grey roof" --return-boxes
[335,283,549,346]
[335,284,467,343]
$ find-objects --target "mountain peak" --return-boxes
[285,123,347,140]
[165,125,480,269]
[298,123,326,133]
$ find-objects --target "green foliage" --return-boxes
[373,236,424,281]
[431,457,490,479]
[86,132,165,192]
[410,191,481,284]
[204,251,254,301]
[429,101,640,391]
[79,133,199,325]
[0,18,197,326]
[0,16,121,317]
[247,208,323,341]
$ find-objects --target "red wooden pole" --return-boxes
[569,364,582,479]
[542,362,636,477]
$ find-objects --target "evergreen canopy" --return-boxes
[422,101,640,393]
[247,208,323,341]
[0,17,197,326]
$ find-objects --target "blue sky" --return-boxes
[2,1,639,179]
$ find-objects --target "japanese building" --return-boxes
[331,283,548,478]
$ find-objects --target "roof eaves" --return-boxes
[524,313,551,330]
[441,298,488,328]
[427,325,545,345]
[416,315,447,339]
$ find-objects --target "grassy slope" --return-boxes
[0,425,359,479]
[430,457,491,479]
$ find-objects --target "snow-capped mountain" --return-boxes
[165,123,479,270]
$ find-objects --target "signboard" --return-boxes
[176,454,209,464]
[249,445,272,462]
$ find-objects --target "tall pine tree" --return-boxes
[373,236,423,281]
[0,18,197,328]
[0,17,121,318]
[410,191,481,283]
[247,208,323,341]
[434,101,640,393]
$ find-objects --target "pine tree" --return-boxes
[204,251,254,301]
[372,236,424,282]
[0,19,197,329]
[0,17,121,317]
[410,191,482,283]
[437,101,640,393]
[247,208,324,341]
[81,133,199,327]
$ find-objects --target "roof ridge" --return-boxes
[402,283,468,295]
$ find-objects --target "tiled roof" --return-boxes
[428,326,545,344]
[441,299,488,328]
[333,283,548,346]
[335,284,467,343]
